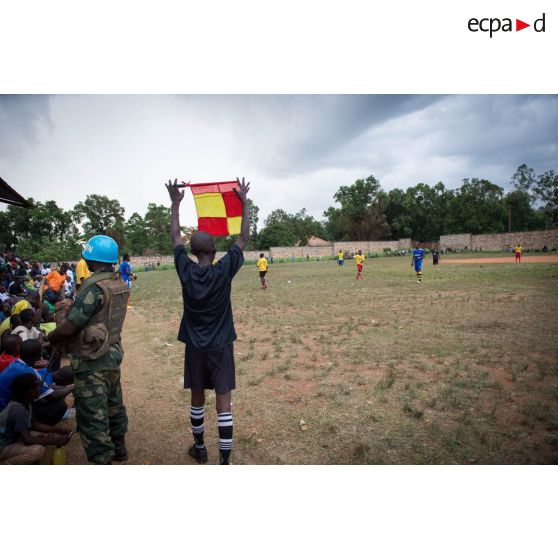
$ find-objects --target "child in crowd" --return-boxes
[256,253,269,289]
[0,335,22,374]
[11,309,44,344]
[0,373,72,465]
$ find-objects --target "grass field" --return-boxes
[66,253,558,464]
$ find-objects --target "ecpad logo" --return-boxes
[468,13,546,37]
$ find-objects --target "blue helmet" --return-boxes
[82,235,119,264]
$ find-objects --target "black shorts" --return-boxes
[184,344,236,394]
[259,270,267,278]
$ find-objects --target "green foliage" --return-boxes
[257,207,323,249]
[73,194,126,248]
[324,175,391,241]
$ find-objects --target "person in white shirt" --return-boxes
[11,309,43,343]
[41,263,51,277]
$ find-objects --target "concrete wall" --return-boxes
[440,230,558,251]
[269,238,411,259]
[439,234,472,250]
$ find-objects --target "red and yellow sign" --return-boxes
[187,181,242,236]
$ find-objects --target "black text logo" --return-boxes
[468,13,546,37]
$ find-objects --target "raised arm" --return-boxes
[234,177,251,251]
[166,178,186,249]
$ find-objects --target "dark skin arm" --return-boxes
[234,177,251,251]
[166,178,187,249]
[21,422,72,447]
[46,319,80,345]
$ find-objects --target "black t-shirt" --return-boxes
[174,244,244,350]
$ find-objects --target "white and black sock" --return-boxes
[218,412,233,464]
[190,405,205,449]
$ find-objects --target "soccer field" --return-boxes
[66,254,558,464]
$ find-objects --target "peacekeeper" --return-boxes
[47,235,130,465]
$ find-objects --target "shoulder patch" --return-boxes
[83,290,96,305]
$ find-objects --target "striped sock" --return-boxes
[218,412,233,464]
[190,405,205,449]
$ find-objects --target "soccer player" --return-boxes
[411,243,425,283]
[354,250,365,280]
[167,176,250,465]
[256,253,268,289]
[514,244,522,263]
[337,250,344,270]
[432,248,440,268]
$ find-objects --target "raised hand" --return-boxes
[165,178,185,205]
[234,176,251,205]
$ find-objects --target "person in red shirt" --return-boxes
[0,335,22,373]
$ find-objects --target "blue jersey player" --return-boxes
[411,244,425,283]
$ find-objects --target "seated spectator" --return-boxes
[0,373,72,465]
[0,340,74,426]
[30,263,42,280]
[0,285,9,303]
[0,314,22,341]
[41,262,51,276]
[45,264,67,302]
[12,309,44,344]
[8,277,26,297]
[0,335,22,374]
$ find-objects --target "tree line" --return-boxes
[0,164,555,260]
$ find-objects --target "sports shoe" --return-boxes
[188,444,208,464]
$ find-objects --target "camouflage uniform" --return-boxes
[67,272,128,464]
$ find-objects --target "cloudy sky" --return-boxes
[0,95,556,226]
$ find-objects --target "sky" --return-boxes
[0,94,557,228]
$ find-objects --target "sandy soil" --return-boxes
[443,256,558,265]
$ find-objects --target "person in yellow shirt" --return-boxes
[337,250,344,271]
[75,257,92,290]
[256,253,269,289]
[514,244,522,263]
[354,250,365,280]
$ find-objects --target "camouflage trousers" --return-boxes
[73,369,128,464]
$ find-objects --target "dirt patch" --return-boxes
[444,256,558,265]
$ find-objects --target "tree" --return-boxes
[123,212,149,255]
[0,198,81,260]
[511,164,536,196]
[257,221,296,249]
[323,175,390,241]
[73,194,126,248]
[503,190,538,232]
[144,203,173,254]
[447,179,506,235]
[533,170,558,227]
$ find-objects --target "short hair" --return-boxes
[19,308,35,323]
[11,373,40,402]
[190,231,215,256]
[122,253,130,261]
[10,314,22,328]
[20,339,42,366]
[260,253,264,258]
[3,334,22,356]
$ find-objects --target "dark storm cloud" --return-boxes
[0,95,53,159]
[179,95,447,176]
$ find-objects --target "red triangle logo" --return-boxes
[516,19,530,31]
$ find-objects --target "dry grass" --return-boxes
[66,255,558,464]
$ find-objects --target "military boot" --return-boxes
[112,436,128,462]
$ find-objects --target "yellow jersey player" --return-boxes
[256,253,268,289]
[354,250,365,280]
[337,250,345,270]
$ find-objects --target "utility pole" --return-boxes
[508,205,512,233]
